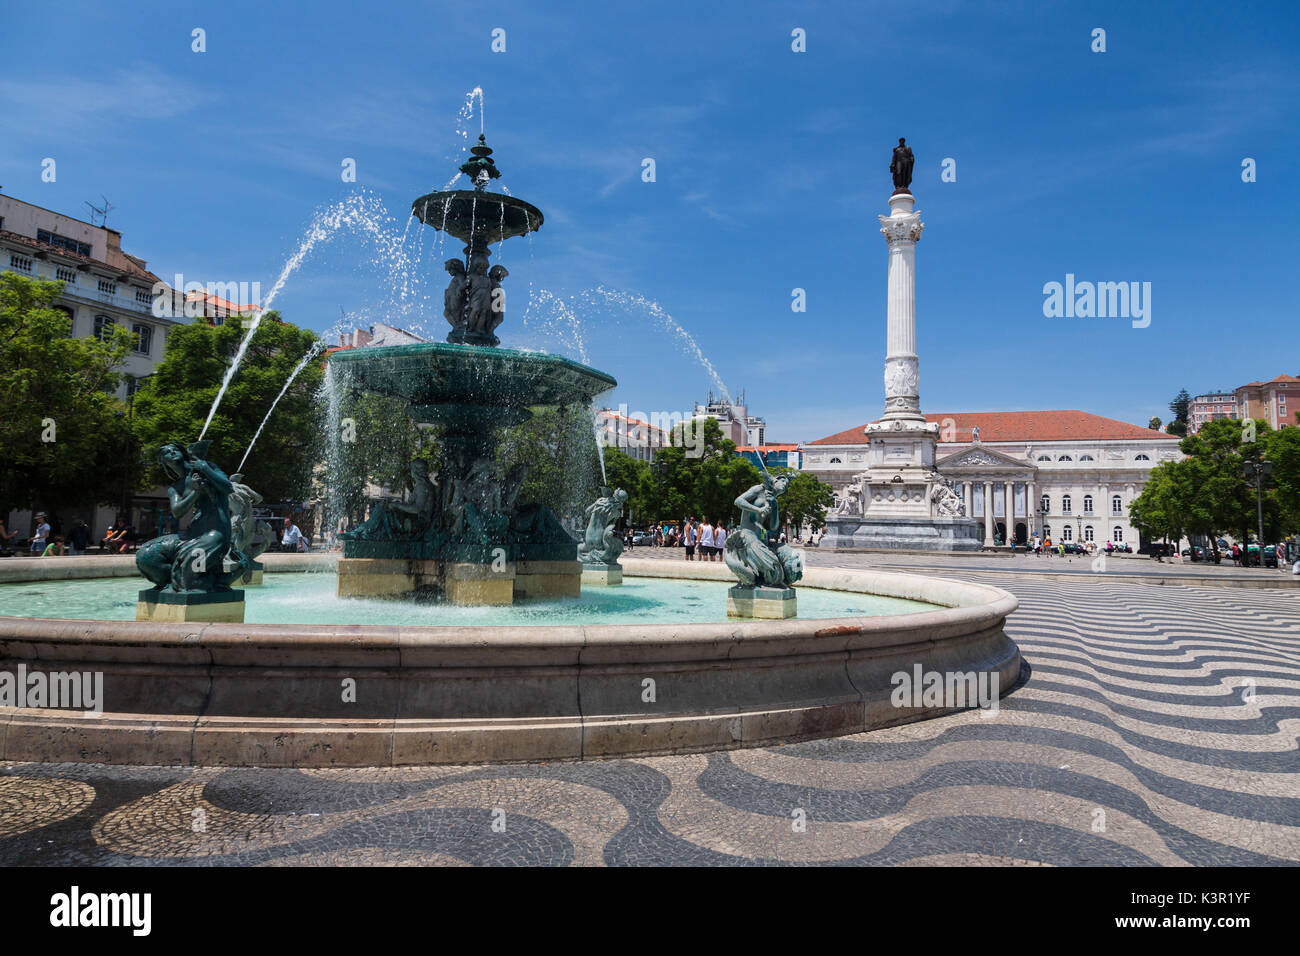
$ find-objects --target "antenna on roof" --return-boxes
[84,196,114,227]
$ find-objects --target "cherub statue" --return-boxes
[465,255,494,335]
[486,265,508,336]
[443,259,468,331]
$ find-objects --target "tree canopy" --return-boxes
[0,272,140,516]
[131,312,323,503]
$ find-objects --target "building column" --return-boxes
[983,482,994,546]
[963,480,973,517]
[1027,481,1037,538]
[1005,481,1015,544]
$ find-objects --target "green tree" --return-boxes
[1166,389,1191,437]
[131,312,323,503]
[1148,416,1162,431]
[770,467,835,537]
[494,404,601,522]
[0,272,140,516]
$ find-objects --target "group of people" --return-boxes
[678,517,730,562]
[0,512,313,557]
[0,512,96,557]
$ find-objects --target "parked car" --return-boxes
[631,530,656,546]
[1062,542,1088,555]
[1243,544,1278,567]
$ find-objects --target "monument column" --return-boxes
[983,483,994,546]
[879,194,925,422]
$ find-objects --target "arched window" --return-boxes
[1040,494,1050,513]
[1113,527,1124,542]
[1111,494,1123,515]
[1058,455,1073,462]
[829,457,842,464]
[1083,494,1093,514]
[1084,525,1094,542]
[1079,454,1095,461]
[1062,494,1072,514]
[1062,526,1073,541]
[1037,455,1051,462]
[93,314,115,340]
[1135,454,1150,461]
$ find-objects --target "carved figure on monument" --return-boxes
[578,487,628,565]
[724,474,804,589]
[486,265,509,336]
[137,441,248,593]
[833,477,866,516]
[928,474,965,517]
[344,458,441,541]
[890,137,914,192]
[884,358,918,397]
[972,425,981,443]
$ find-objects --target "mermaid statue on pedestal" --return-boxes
[724,473,803,589]
[136,440,249,593]
[578,487,627,565]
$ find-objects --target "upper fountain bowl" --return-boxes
[411,189,543,247]
[327,341,615,412]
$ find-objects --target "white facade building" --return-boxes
[803,410,1183,550]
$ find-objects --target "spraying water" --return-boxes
[236,339,327,472]
[589,287,772,475]
[198,191,417,439]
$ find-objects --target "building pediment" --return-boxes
[938,446,1033,472]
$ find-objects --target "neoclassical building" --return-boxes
[803,410,1183,549]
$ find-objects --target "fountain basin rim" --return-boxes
[0,557,1020,766]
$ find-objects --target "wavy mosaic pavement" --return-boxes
[0,576,1297,866]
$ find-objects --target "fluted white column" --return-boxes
[963,481,973,516]
[1005,482,1015,544]
[879,193,925,421]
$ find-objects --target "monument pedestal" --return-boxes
[727,586,797,619]
[137,589,245,623]
[444,562,515,605]
[580,562,623,586]
[336,556,567,605]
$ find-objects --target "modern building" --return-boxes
[692,391,765,447]
[803,410,1183,550]
[737,443,800,470]
[1235,374,1298,430]
[0,193,179,400]
[1188,392,1237,434]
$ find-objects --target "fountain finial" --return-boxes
[459,134,501,190]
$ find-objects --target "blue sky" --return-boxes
[2,0,1297,441]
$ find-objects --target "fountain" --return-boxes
[330,135,617,604]
[0,125,1021,768]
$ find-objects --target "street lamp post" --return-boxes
[1243,459,1273,566]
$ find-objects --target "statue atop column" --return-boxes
[890,137,914,193]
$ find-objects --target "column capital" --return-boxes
[879,210,924,244]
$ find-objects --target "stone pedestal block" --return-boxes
[445,562,515,605]
[514,560,581,600]
[727,585,797,619]
[137,589,245,623]
[580,562,623,586]
[336,558,422,598]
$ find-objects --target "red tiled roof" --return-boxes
[0,228,159,283]
[808,410,1179,445]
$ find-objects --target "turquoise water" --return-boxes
[0,573,938,625]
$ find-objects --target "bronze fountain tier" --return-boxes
[330,134,616,604]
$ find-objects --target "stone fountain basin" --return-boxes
[0,556,1019,767]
